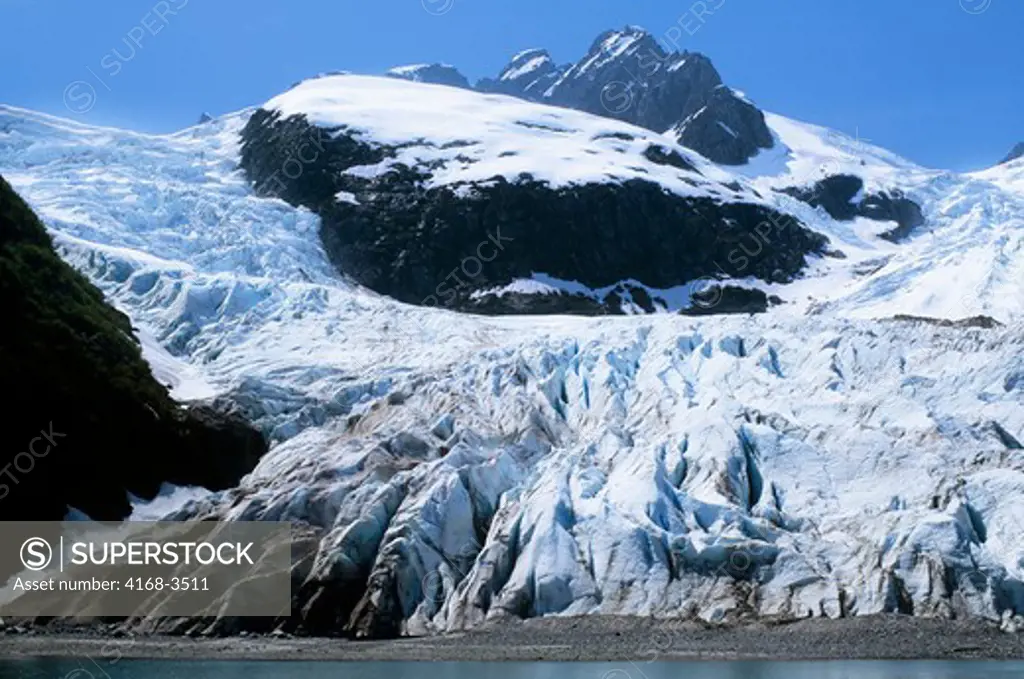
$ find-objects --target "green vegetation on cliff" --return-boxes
[0,175,265,522]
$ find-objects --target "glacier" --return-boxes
[1,76,1023,635]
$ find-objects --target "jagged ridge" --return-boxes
[389,26,775,165]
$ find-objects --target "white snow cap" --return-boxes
[265,74,750,199]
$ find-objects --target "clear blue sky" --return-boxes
[2,0,1020,170]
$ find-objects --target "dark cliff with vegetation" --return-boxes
[0,176,267,523]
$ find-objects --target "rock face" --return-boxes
[780,174,925,243]
[6,98,1024,641]
[174,401,269,490]
[673,86,776,166]
[476,48,566,99]
[390,27,775,165]
[540,29,722,135]
[508,27,775,165]
[0,175,268,523]
[386,63,471,89]
[238,106,826,315]
[1000,142,1024,165]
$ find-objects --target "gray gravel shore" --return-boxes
[0,616,1022,661]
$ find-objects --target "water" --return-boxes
[2,659,1024,679]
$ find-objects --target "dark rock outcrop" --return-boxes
[860,192,926,243]
[317,170,821,312]
[673,86,776,166]
[386,63,471,89]
[642,143,699,172]
[173,401,268,490]
[679,285,783,316]
[543,29,721,134]
[465,290,615,316]
[999,142,1024,165]
[239,110,827,315]
[780,174,925,243]
[476,48,566,99]
[0,175,268,524]
[781,174,864,221]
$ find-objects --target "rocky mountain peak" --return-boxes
[386,63,470,89]
[999,141,1024,165]
[502,48,554,77]
[584,25,661,58]
[477,48,565,99]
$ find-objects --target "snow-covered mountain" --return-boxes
[392,26,774,165]
[1,65,1023,637]
[238,75,823,315]
[998,142,1024,166]
[385,63,471,89]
